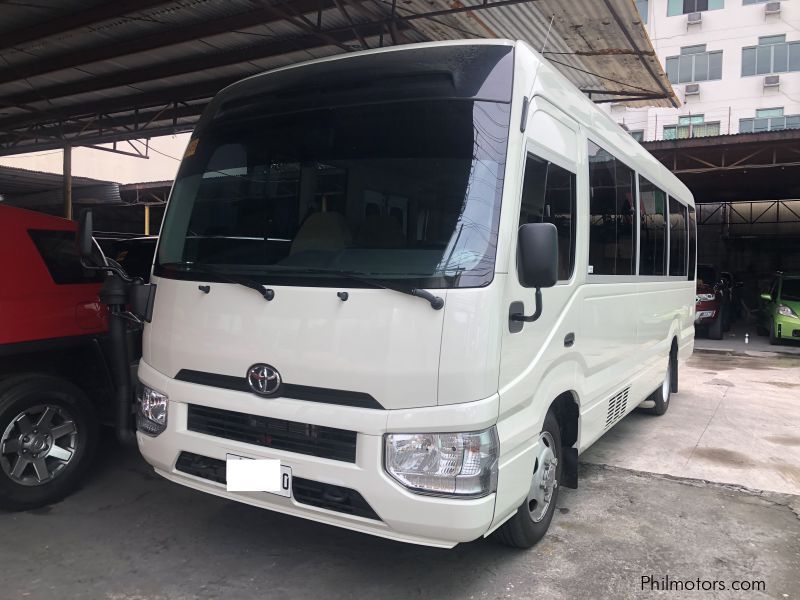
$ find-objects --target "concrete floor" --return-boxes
[695,319,800,356]
[583,352,800,496]
[1,353,799,600]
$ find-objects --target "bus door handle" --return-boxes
[564,333,575,348]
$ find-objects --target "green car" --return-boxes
[758,273,800,345]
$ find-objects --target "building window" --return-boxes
[664,115,721,139]
[742,35,800,76]
[667,0,724,16]
[518,153,576,280]
[665,45,723,83]
[588,141,636,276]
[638,176,668,276]
[630,130,645,142]
[739,108,800,132]
[742,0,770,4]
[636,0,649,23]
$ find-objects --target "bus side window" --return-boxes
[588,141,636,276]
[668,197,688,277]
[518,153,576,280]
[688,205,697,280]
[638,175,668,276]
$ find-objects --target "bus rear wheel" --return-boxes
[493,411,562,549]
[645,351,675,416]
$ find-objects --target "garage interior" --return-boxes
[0,2,798,598]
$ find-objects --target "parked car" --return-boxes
[758,272,800,345]
[695,264,730,339]
[0,205,141,510]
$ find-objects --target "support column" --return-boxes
[144,204,150,235]
[63,144,72,220]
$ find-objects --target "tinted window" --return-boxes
[28,230,105,285]
[638,176,668,276]
[781,279,800,301]
[518,154,576,280]
[688,206,697,280]
[588,141,636,276]
[668,198,688,276]
[697,264,717,285]
[157,100,510,289]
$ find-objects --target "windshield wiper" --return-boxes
[161,262,275,301]
[260,266,445,310]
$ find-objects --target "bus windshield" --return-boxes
[156,99,510,289]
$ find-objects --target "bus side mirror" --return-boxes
[518,223,558,289]
[511,223,558,325]
[760,292,772,302]
[77,209,94,261]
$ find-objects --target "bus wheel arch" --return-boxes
[548,391,579,490]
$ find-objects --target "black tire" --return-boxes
[494,411,562,549]
[0,374,98,511]
[722,307,731,332]
[769,321,779,346]
[708,315,723,340]
[644,350,675,416]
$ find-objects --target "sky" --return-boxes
[0,133,192,184]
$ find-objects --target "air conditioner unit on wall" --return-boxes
[765,2,781,15]
[687,11,702,24]
[764,74,780,87]
[685,83,701,96]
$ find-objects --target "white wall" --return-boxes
[611,0,800,140]
[0,134,191,184]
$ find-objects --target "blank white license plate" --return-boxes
[226,453,292,497]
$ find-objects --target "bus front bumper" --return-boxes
[135,362,501,548]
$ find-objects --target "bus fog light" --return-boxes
[136,385,168,436]
[384,428,499,497]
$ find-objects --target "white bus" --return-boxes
[130,40,696,548]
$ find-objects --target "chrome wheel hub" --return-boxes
[0,405,78,486]
[662,360,671,404]
[528,430,558,523]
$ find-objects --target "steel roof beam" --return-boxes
[0,0,335,85]
[0,104,203,150]
[0,21,402,107]
[0,78,240,133]
[0,0,175,52]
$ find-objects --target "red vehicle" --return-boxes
[695,264,729,340]
[0,206,141,510]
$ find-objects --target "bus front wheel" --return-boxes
[493,411,562,549]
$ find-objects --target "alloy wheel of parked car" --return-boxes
[0,404,78,486]
[0,375,97,510]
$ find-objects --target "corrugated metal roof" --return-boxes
[0,0,675,156]
[0,164,121,206]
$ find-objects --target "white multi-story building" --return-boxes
[610,0,800,141]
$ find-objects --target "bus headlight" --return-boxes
[696,293,715,302]
[384,427,499,497]
[136,385,168,436]
[778,304,798,319]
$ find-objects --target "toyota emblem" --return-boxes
[246,364,282,396]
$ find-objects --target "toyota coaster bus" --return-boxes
[78,40,696,548]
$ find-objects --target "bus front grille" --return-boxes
[187,404,357,463]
